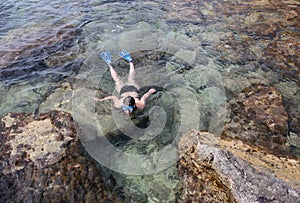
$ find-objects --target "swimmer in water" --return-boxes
[94,51,156,115]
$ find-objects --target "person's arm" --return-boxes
[94,96,111,102]
[138,88,156,109]
[94,96,122,108]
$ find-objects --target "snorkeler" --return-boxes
[94,51,156,115]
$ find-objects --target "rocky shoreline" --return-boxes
[177,130,300,202]
[0,111,121,202]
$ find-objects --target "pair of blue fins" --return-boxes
[101,50,132,64]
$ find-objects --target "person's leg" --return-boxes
[127,62,140,89]
[108,64,124,93]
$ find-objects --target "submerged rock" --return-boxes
[224,83,289,153]
[39,82,73,114]
[275,80,300,139]
[217,0,299,82]
[0,83,42,117]
[177,130,300,202]
[167,0,205,24]
[0,111,120,202]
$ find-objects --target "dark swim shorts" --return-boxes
[120,85,139,95]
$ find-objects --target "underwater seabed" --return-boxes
[72,28,227,200]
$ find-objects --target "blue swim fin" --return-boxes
[101,52,111,64]
[119,50,132,62]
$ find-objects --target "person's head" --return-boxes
[122,96,136,114]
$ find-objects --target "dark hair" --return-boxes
[123,96,136,107]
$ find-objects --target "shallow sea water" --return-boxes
[0,0,299,202]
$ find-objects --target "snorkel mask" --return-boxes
[123,96,136,114]
[122,105,134,113]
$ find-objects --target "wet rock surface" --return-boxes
[0,13,85,118]
[0,22,84,81]
[275,80,300,141]
[224,83,290,153]
[169,0,300,84]
[178,130,300,203]
[38,82,73,114]
[0,111,120,203]
[220,0,300,82]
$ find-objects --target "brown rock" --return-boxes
[167,0,204,24]
[177,130,300,203]
[224,84,289,152]
[0,111,121,202]
[242,84,288,135]
[178,131,236,203]
[211,0,300,82]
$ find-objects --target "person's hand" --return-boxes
[149,88,156,94]
[93,97,103,102]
